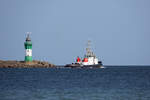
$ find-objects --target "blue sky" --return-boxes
[0,0,150,65]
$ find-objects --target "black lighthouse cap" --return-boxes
[26,33,31,41]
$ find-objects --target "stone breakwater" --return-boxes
[0,60,55,68]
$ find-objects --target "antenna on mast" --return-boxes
[86,40,91,57]
[86,40,96,57]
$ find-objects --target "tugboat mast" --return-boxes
[86,40,95,57]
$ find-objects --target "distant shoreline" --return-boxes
[0,60,55,68]
[0,60,149,68]
[104,65,150,67]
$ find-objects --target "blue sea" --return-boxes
[0,66,150,100]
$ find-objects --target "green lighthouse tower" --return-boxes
[24,33,32,62]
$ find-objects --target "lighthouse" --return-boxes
[24,32,32,62]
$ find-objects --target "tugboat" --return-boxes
[65,40,103,68]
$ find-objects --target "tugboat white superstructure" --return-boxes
[65,40,103,68]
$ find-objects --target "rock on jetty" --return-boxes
[0,60,55,68]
